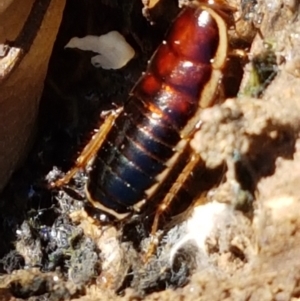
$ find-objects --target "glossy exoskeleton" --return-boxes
[54,2,230,228]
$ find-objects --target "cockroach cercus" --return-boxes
[53,1,234,257]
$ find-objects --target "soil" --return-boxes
[1,0,300,300]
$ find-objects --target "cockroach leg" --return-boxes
[51,108,122,187]
[144,153,202,261]
[200,1,236,26]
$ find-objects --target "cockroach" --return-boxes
[53,1,233,256]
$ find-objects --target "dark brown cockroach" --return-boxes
[53,1,232,254]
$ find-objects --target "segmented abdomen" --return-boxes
[87,6,222,216]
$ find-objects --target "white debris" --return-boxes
[0,46,22,81]
[169,202,232,264]
[65,31,135,70]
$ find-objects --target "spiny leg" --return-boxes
[144,152,202,261]
[51,108,122,187]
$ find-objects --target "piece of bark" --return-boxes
[0,0,66,191]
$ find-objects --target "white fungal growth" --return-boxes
[169,202,232,264]
[65,31,135,70]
